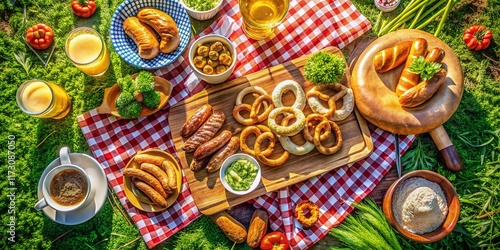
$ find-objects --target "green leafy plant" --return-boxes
[409,56,442,81]
[304,51,346,85]
[401,137,437,171]
[13,52,32,76]
[329,198,401,250]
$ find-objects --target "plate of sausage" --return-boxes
[122,149,182,212]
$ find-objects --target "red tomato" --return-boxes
[25,23,54,50]
[260,231,290,250]
[463,25,493,51]
[71,0,97,18]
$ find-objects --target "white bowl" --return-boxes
[220,153,261,196]
[180,0,223,20]
[188,34,237,84]
[374,0,401,12]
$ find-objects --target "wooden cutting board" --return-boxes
[169,47,373,215]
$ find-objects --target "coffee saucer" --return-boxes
[37,153,107,225]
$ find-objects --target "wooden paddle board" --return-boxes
[169,47,373,215]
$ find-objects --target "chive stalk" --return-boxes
[378,0,430,36]
[434,0,457,36]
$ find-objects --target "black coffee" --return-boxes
[49,169,88,206]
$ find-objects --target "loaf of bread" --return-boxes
[247,209,268,248]
[123,17,160,59]
[395,38,428,96]
[373,40,413,73]
[137,7,180,54]
[399,68,447,107]
[211,211,247,243]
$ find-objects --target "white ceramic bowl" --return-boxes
[180,0,223,20]
[188,34,237,84]
[220,153,261,196]
[374,0,401,12]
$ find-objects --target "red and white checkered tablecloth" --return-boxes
[77,0,416,249]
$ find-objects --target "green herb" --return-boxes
[401,137,437,171]
[183,0,220,11]
[304,51,346,85]
[13,52,31,76]
[329,198,402,250]
[409,56,442,81]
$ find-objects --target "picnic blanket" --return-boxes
[78,0,416,249]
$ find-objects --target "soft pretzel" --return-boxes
[306,87,337,119]
[267,107,306,136]
[294,200,319,228]
[272,80,306,111]
[303,114,331,143]
[235,86,268,105]
[240,125,273,157]
[277,115,315,155]
[313,120,343,155]
[254,132,289,167]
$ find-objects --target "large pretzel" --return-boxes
[276,115,315,155]
[233,94,274,125]
[313,120,343,155]
[254,132,289,167]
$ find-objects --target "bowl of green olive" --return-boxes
[188,34,237,84]
[220,153,261,195]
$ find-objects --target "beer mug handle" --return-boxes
[34,198,48,211]
[60,147,71,164]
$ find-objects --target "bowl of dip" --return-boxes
[383,170,460,243]
[220,153,261,195]
[180,0,223,21]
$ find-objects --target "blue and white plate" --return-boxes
[110,0,191,69]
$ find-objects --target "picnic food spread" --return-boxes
[392,177,448,234]
[19,0,469,248]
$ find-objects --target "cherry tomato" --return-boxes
[25,23,54,50]
[260,231,290,250]
[463,25,493,51]
[71,0,97,18]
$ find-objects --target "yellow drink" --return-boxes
[16,80,71,119]
[239,0,289,40]
[65,27,110,77]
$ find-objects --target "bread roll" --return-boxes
[210,211,247,243]
[123,17,160,59]
[247,209,268,248]
[373,40,413,73]
[137,7,180,53]
[395,38,428,96]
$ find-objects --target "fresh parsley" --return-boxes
[409,56,442,81]
[304,51,346,85]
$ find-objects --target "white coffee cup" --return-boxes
[35,147,92,212]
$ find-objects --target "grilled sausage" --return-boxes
[181,104,213,138]
[133,179,168,208]
[134,154,166,166]
[206,136,240,173]
[399,68,447,107]
[140,163,172,193]
[182,111,226,152]
[162,161,178,192]
[194,130,232,161]
[123,168,168,199]
[190,158,210,172]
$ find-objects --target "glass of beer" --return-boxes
[16,80,72,119]
[239,0,289,40]
[64,27,111,77]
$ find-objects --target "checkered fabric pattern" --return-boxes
[109,0,191,69]
[77,0,414,249]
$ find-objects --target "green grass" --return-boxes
[0,0,499,249]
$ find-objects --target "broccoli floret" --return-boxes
[116,101,142,118]
[142,91,161,109]
[135,71,155,93]
[117,75,134,92]
[115,91,135,108]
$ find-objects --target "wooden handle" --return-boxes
[96,87,113,115]
[429,125,462,172]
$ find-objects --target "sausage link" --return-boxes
[182,111,226,152]
[140,163,172,193]
[180,104,213,137]
[206,136,240,173]
[134,154,165,166]
[162,161,178,192]
[133,180,168,208]
[395,38,428,96]
[123,168,168,199]
[425,47,445,63]
[194,130,232,161]
[190,158,210,172]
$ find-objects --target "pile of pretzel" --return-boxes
[233,80,355,167]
